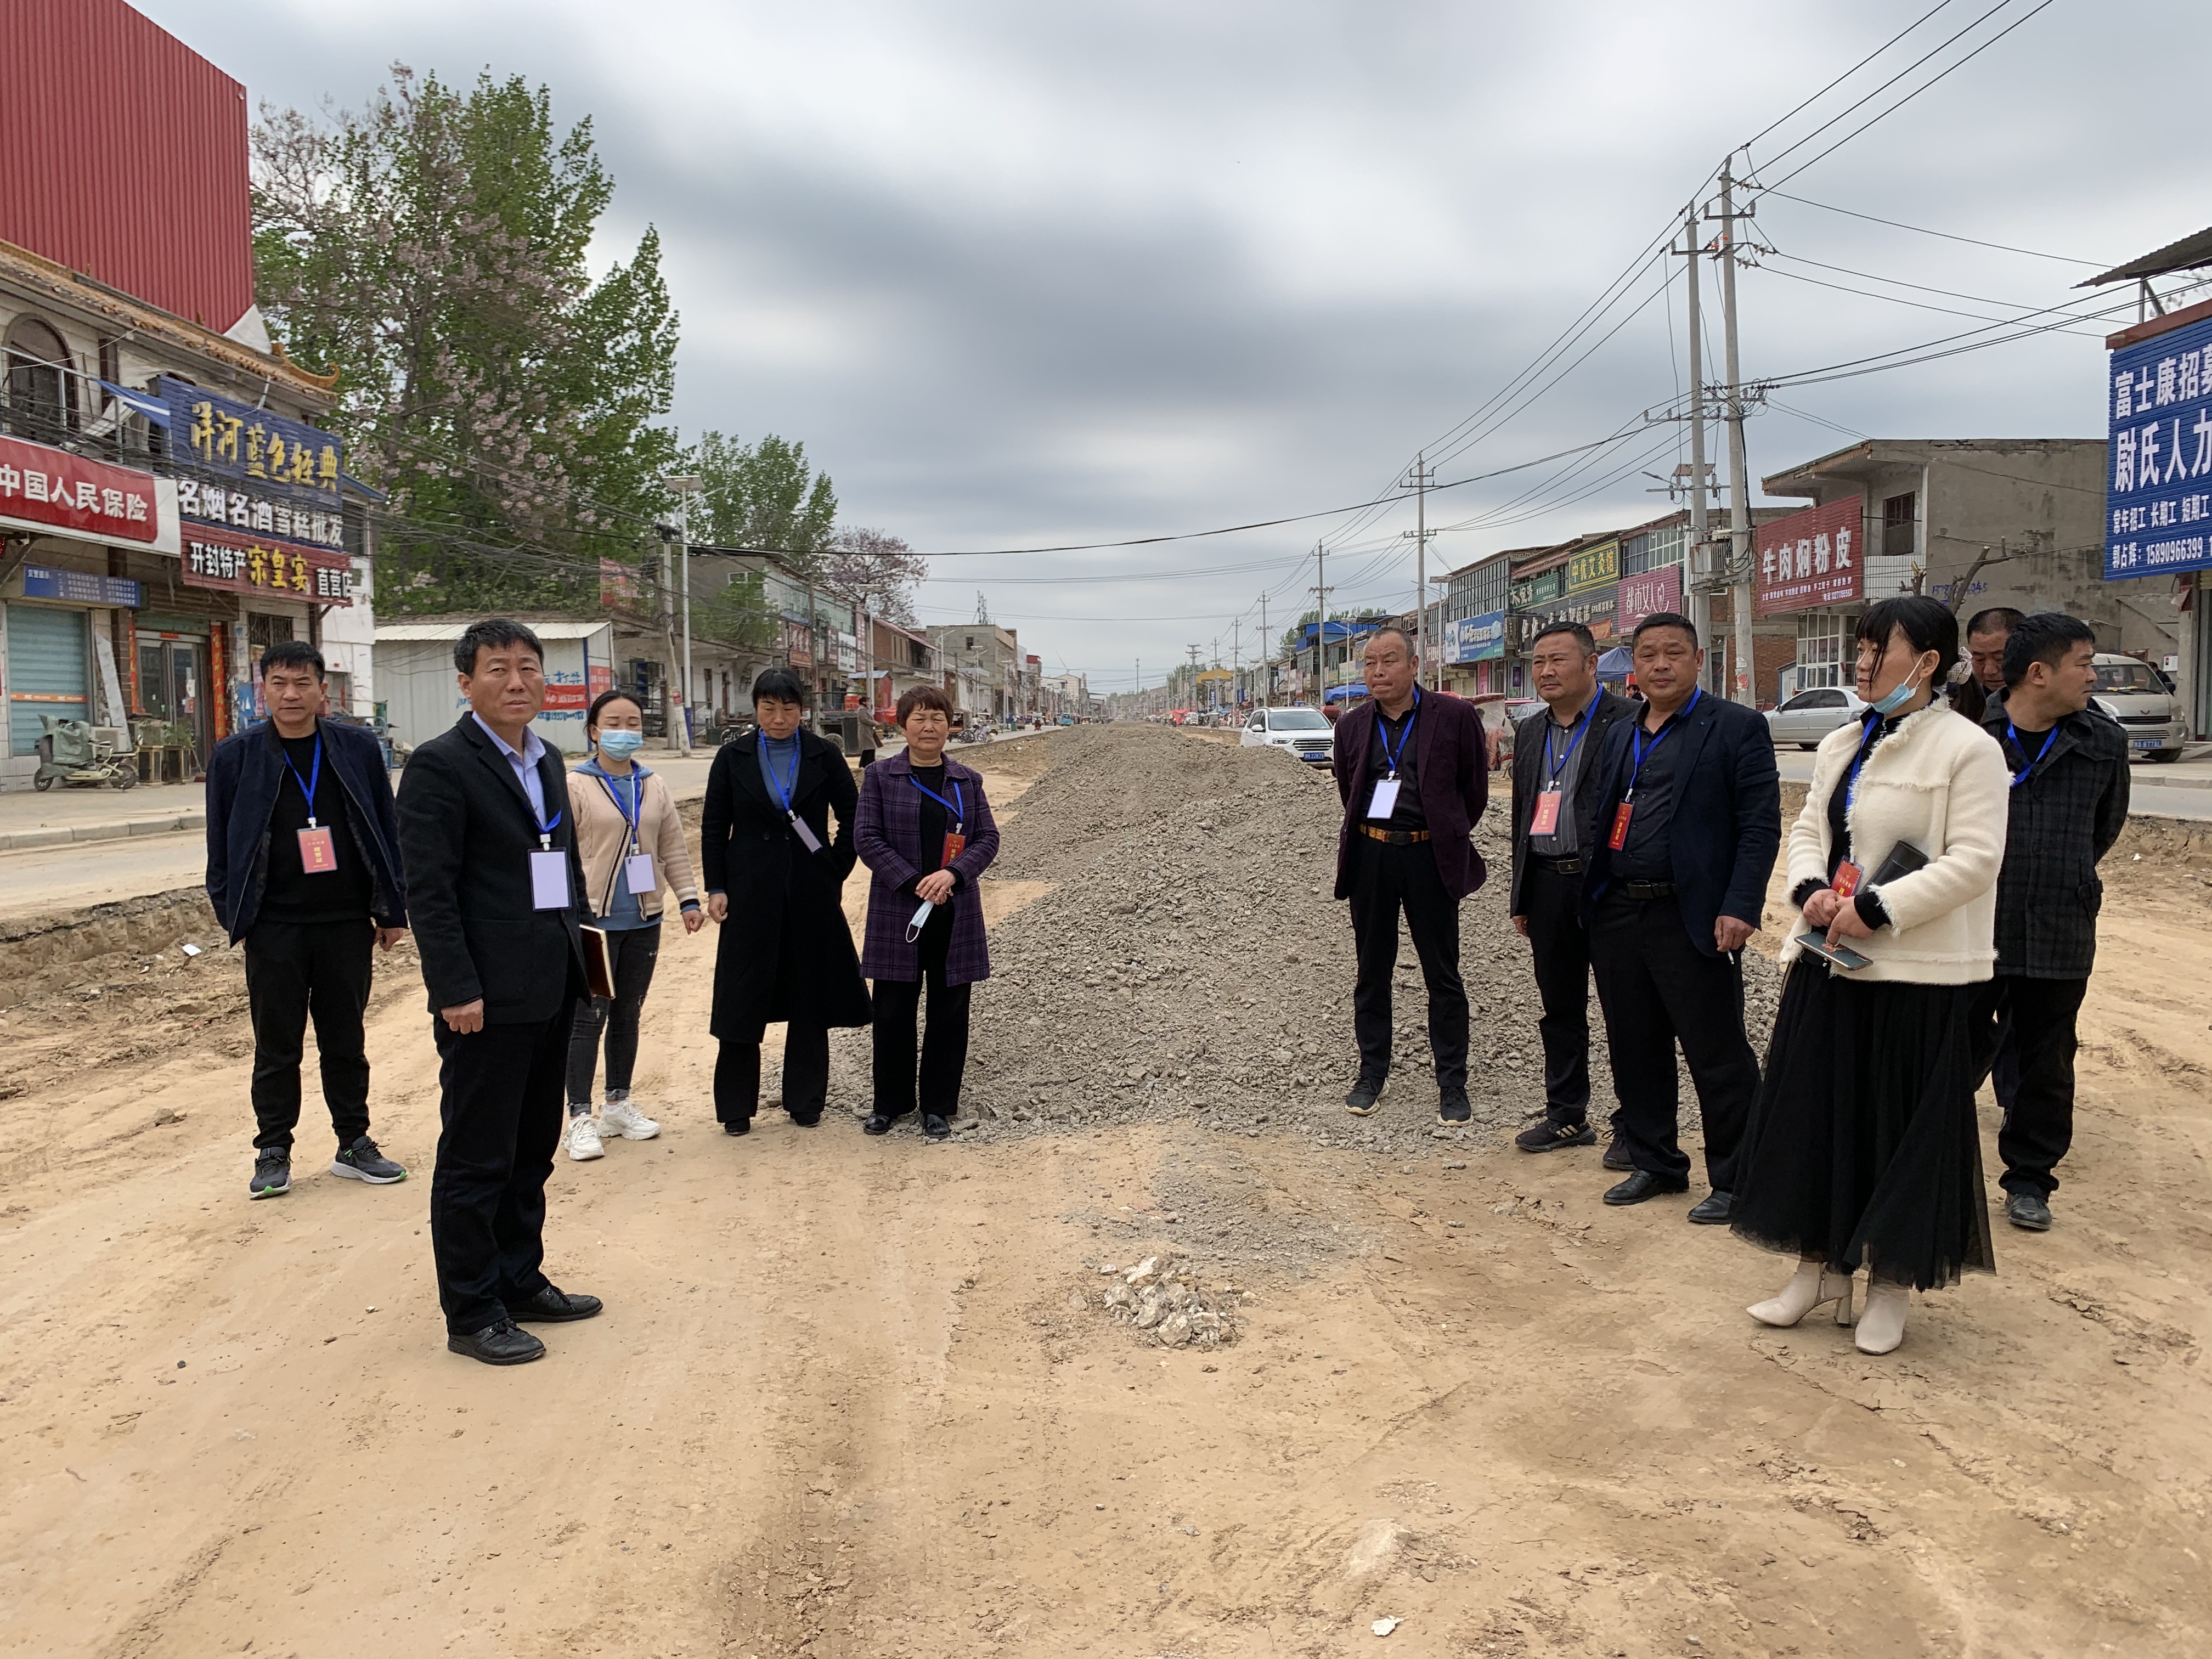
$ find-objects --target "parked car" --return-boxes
[1765,686,1870,750]
[1241,705,1335,766]
[2090,653,2186,761]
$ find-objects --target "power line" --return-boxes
[1758,187,2108,267]
[1738,0,1963,153]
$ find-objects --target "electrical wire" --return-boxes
[1738,0,1963,154]
[1756,261,2111,336]
[1758,187,2107,266]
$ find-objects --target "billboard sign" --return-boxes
[1756,496,1861,616]
[180,522,353,605]
[1617,565,1682,631]
[157,376,342,510]
[21,565,142,607]
[0,433,173,548]
[1565,539,1619,594]
[2107,311,2212,578]
[1447,610,1505,662]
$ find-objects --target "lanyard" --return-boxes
[763,738,801,811]
[1844,713,1886,816]
[909,770,966,833]
[2005,721,2058,789]
[1376,690,1420,778]
[1543,696,1599,791]
[1624,687,1699,800]
[278,733,324,828]
[597,769,642,852]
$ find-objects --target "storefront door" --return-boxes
[137,636,211,762]
[5,603,90,756]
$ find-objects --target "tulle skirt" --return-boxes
[1731,958,1994,1291]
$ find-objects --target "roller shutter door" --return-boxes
[6,604,90,755]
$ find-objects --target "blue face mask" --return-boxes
[1865,661,1930,716]
[597,729,645,759]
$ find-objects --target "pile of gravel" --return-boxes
[1069,1255,1244,1350]
[830,724,1782,1161]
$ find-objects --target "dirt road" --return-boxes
[3,726,2208,1658]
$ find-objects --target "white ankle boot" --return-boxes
[1747,1261,1857,1328]
[1854,1283,1909,1354]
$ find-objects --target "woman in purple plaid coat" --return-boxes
[855,686,1000,1140]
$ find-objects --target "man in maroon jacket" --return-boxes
[1331,627,1491,1124]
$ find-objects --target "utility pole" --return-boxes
[1714,159,1757,707]
[1680,202,1714,689]
[1312,538,1328,702]
[1259,593,1269,708]
[661,474,702,755]
[1231,618,1241,711]
[1407,453,1434,689]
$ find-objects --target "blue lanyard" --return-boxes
[1625,687,1698,799]
[909,770,965,832]
[1543,696,1599,790]
[597,770,642,850]
[1845,712,1884,816]
[279,732,324,828]
[2005,721,2058,789]
[763,738,801,811]
[1376,690,1420,777]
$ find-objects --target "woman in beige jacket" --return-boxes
[561,691,702,1161]
[1730,597,2010,1355]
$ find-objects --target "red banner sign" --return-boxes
[180,522,352,606]
[1756,498,1862,617]
[1618,565,1683,632]
[0,433,163,543]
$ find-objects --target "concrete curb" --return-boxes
[0,811,205,851]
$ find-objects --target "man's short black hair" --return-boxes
[1361,624,1417,658]
[1963,605,2026,640]
[453,618,545,676]
[1631,611,1699,649]
[1531,621,1597,657]
[2002,611,2096,688]
[261,640,325,679]
[752,666,810,708]
[1855,595,1959,679]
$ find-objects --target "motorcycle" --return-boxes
[33,715,139,791]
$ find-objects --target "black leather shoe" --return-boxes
[1686,1189,1734,1225]
[1344,1077,1385,1118]
[1601,1138,1633,1171]
[723,1118,751,1136]
[511,1284,603,1323]
[863,1113,895,1136]
[2004,1189,2053,1231]
[1603,1169,1689,1206]
[447,1319,546,1366]
[788,1107,823,1128]
[922,1113,952,1140]
[1515,1119,1596,1153]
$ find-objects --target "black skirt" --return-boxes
[1731,958,1994,1291]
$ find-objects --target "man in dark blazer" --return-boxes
[396,619,600,1366]
[1331,626,1490,1124]
[1971,612,2129,1233]
[1580,612,1780,1221]
[1506,622,1637,1153]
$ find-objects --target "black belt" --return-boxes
[1618,879,1677,900]
[1531,854,1585,875]
[1358,825,1430,844]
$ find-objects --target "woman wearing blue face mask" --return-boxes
[562,690,703,1161]
[1730,596,2010,1357]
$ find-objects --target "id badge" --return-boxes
[1367,778,1401,820]
[1831,860,1862,898]
[1530,791,1562,836]
[529,848,571,910]
[1607,801,1633,851]
[624,852,657,895]
[296,825,337,873]
[788,811,825,854]
[941,830,967,867]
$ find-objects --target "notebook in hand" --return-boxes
[580,925,618,1000]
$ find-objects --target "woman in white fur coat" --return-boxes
[1730,596,2010,1356]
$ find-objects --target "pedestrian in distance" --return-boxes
[1731,596,2010,1355]
[1581,612,1780,1222]
[562,689,705,1162]
[1967,612,2129,1233]
[699,668,872,1134]
[855,686,1002,1139]
[205,640,409,1199]
[1506,622,1638,1153]
[396,619,602,1367]
[1330,626,1490,1125]
[1950,606,2024,726]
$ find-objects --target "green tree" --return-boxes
[692,432,837,570]
[251,66,680,613]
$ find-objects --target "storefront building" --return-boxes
[1438,550,1510,695]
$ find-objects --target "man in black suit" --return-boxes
[1506,622,1637,1153]
[1581,612,1780,1222]
[396,619,602,1365]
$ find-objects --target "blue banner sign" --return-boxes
[2107,311,2212,578]
[1448,610,1506,662]
[21,564,142,607]
[156,376,342,510]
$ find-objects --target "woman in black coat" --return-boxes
[700,669,872,1132]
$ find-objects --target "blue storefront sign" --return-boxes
[20,564,142,607]
[155,376,342,510]
[1448,610,1505,663]
[2107,311,2212,578]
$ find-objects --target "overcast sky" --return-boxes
[146,0,2206,691]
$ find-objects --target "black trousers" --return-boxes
[565,922,662,1108]
[715,1026,830,1122]
[1969,974,2089,1198]
[1521,860,1593,1122]
[430,1010,572,1334]
[872,907,972,1118]
[1587,892,1758,1189]
[243,917,375,1152]
[1348,836,1469,1096]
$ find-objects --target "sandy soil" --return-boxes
[3,736,2209,1658]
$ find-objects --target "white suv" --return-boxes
[1242,706,1335,766]
[2091,653,2185,763]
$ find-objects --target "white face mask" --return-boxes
[1867,658,1931,716]
[906,898,936,943]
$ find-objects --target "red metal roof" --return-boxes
[0,0,255,332]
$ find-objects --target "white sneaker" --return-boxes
[567,1115,606,1161]
[600,1098,661,1141]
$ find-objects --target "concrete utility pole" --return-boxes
[1407,453,1434,689]
[1311,539,1329,702]
[661,474,703,755]
[1714,160,1757,707]
[1259,593,1269,708]
[1680,202,1715,690]
[1230,618,1240,709]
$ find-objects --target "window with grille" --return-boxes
[1797,611,1849,688]
[1883,493,1916,560]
